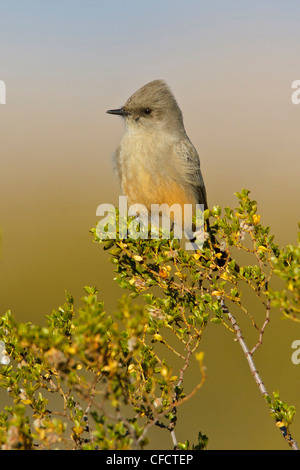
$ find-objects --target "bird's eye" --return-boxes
[143,108,152,115]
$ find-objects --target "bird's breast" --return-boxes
[116,133,196,210]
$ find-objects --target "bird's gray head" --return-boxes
[107,80,184,134]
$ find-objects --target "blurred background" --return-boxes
[1,0,300,450]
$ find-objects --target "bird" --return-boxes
[106,80,209,247]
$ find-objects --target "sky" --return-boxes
[0,0,300,450]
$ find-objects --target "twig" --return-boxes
[82,373,101,445]
[170,429,178,449]
[250,299,270,355]
[220,299,299,450]
[221,300,267,396]
[156,346,194,450]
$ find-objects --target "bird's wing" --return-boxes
[173,138,208,209]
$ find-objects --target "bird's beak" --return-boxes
[106,107,129,116]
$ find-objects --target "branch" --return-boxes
[220,300,299,450]
[250,299,270,355]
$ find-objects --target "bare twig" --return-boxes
[221,300,267,396]
[250,299,271,355]
[220,299,299,450]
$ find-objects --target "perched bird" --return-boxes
[107,80,208,244]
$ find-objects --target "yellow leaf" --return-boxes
[159,266,169,278]
[21,399,32,405]
[220,272,231,281]
[153,334,163,342]
[212,290,222,296]
[204,209,210,220]
[72,426,84,435]
[195,351,205,363]
[66,346,76,355]
[257,245,268,253]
